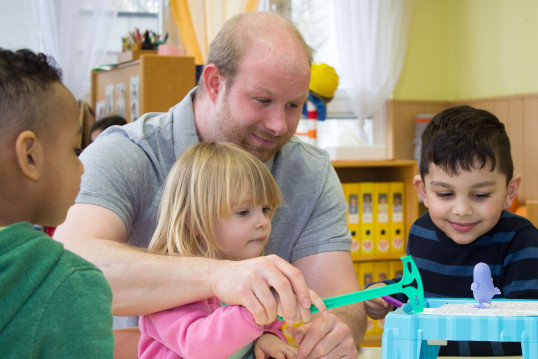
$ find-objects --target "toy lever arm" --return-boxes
[310,255,423,314]
[277,255,424,320]
[310,285,404,314]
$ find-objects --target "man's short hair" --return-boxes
[0,48,62,140]
[196,12,313,95]
[419,105,514,184]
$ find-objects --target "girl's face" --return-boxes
[214,199,274,260]
[414,163,520,245]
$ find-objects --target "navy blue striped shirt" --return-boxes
[406,210,538,356]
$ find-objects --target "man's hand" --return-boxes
[276,289,328,325]
[211,255,326,325]
[290,313,357,359]
[364,283,392,320]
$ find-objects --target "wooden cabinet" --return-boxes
[91,54,195,122]
[331,159,419,347]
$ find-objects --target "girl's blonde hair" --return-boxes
[149,142,283,259]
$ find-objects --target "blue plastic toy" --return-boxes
[382,298,538,359]
[471,262,501,308]
[381,263,537,358]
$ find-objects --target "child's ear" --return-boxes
[503,174,522,209]
[413,174,429,208]
[202,64,223,104]
[15,130,42,182]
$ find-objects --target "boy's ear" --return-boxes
[413,174,429,208]
[202,64,223,104]
[503,174,522,209]
[15,130,42,182]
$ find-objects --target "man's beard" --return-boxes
[215,96,291,162]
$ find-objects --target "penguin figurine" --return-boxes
[471,262,501,308]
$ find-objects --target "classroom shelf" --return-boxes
[331,159,420,347]
[91,54,195,122]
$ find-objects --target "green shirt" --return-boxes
[0,222,114,358]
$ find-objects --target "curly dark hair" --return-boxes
[419,105,513,185]
[0,48,63,139]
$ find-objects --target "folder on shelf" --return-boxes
[359,182,375,256]
[373,182,390,255]
[342,183,361,258]
[358,261,377,336]
[353,262,361,287]
[373,260,390,335]
[389,182,406,255]
[357,261,374,291]
[375,317,385,335]
[389,260,404,279]
[374,260,390,283]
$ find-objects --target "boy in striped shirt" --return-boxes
[366,105,538,356]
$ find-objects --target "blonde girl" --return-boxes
[139,142,300,359]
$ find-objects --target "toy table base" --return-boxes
[381,298,538,359]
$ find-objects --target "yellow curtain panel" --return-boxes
[169,0,258,65]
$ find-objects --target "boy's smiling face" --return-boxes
[414,162,520,245]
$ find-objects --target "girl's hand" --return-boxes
[254,333,297,359]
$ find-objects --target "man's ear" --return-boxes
[15,130,41,182]
[503,174,522,209]
[413,174,429,208]
[202,64,223,104]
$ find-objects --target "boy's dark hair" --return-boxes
[90,115,127,135]
[0,48,63,140]
[419,105,513,184]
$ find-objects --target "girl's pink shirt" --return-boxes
[138,297,285,359]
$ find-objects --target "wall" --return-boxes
[387,0,538,203]
[387,93,538,203]
[393,0,538,101]
[391,0,452,101]
[452,94,538,203]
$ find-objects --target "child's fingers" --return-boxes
[281,344,298,359]
[254,345,267,359]
[365,298,387,312]
[289,323,308,346]
[372,297,390,308]
[365,297,392,319]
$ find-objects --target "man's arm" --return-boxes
[291,251,367,357]
[54,203,316,324]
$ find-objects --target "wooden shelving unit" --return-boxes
[91,54,195,122]
[331,159,419,347]
[332,159,419,239]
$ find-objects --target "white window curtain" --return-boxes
[33,0,121,100]
[333,0,414,146]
